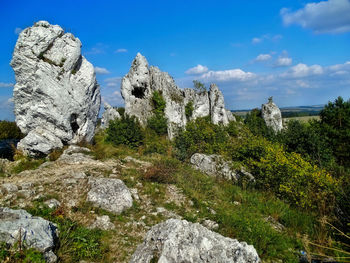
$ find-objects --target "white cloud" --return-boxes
[185,64,209,75]
[255,54,272,62]
[14,27,22,35]
[94,67,110,75]
[115,48,128,53]
[275,56,293,67]
[200,69,256,82]
[282,63,324,78]
[252,37,262,44]
[0,82,14,88]
[281,0,350,34]
[102,91,124,106]
[105,77,122,88]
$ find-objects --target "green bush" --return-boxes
[185,101,194,120]
[0,121,23,140]
[143,130,171,155]
[174,117,229,160]
[147,91,168,135]
[244,109,275,139]
[193,80,207,94]
[106,115,144,148]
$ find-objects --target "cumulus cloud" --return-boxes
[200,69,256,82]
[252,37,262,44]
[115,48,128,53]
[0,82,14,88]
[14,27,22,35]
[94,67,110,75]
[281,0,350,34]
[255,54,272,62]
[105,77,122,88]
[102,91,124,106]
[275,56,293,67]
[185,65,209,75]
[282,63,323,78]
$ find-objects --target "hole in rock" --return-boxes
[70,114,80,134]
[132,85,146,99]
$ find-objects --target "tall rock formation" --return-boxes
[121,53,233,139]
[100,103,120,129]
[261,97,283,133]
[10,21,100,156]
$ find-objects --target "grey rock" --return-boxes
[11,20,100,156]
[226,110,236,122]
[0,207,57,260]
[89,215,115,230]
[261,97,283,133]
[130,219,260,263]
[190,153,255,182]
[1,183,18,194]
[209,84,229,125]
[44,199,61,209]
[121,53,233,139]
[100,102,120,129]
[202,219,219,231]
[44,250,58,263]
[57,145,93,164]
[18,189,36,199]
[87,178,133,214]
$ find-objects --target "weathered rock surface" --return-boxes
[261,97,283,133]
[100,102,120,129]
[130,219,260,263]
[89,215,115,230]
[209,84,229,125]
[87,178,133,214]
[57,145,93,164]
[11,20,101,156]
[121,53,233,139]
[190,153,255,182]
[0,207,58,262]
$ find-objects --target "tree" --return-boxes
[244,109,275,139]
[320,96,350,167]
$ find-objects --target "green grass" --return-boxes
[11,157,45,174]
[0,242,45,263]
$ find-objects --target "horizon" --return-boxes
[1,0,350,120]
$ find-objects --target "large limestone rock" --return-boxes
[209,84,229,125]
[261,97,283,133]
[121,53,233,139]
[10,21,101,156]
[130,219,260,263]
[100,102,120,129]
[0,207,58,262]
[87,178,133,214]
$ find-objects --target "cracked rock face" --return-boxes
[10,21,101,156]
[100,102,121,129]
[0,207,58,262]
[130,219,261,263]
[261,98,283,133]
[121,53,233,139]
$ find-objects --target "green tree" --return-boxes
[193,80,207,94]
[244,109,275,139]
[320,96,350,167]
[147,91,168,135]
[0,121,23,140]
[185,101,194,120]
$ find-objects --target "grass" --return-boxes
[0,242,45,263]
[11,157,45,174]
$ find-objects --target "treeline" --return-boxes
[281,110,320,118]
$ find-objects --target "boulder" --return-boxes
[261,97,283,133]
[121,53,233,139]
[130,219,260,263]
[10,21,100,156]
[86,178,133,214]
[100,102,120,129]
[190,153,255,182]
[0,207,58,262]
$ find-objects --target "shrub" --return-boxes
[174,117,229,160]
[147,91,168,135]
[193,80,207,94]
[185,101,194,120]
[244,109,275,139]
[106,115,144,148]
[143,130,171,155]
[142,158,179,184]
[0,121,23,140]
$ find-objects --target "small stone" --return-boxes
[202,219,219,231]
[130,188,140,201]
[1,183,18,194]
[90,215,115,230]
[44,199,61,209]
[18,189,35,199]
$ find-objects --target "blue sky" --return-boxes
[1,0,350,120]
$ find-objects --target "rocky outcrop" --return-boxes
[121,53,233,139]
[209,84,229,125]
[87,178,133,214]
[130,219,260,263]
[100,102,120,129]
[261,97,283,133]
[0,207,58,262]
[190,153,255,182]
[10,21,101,156]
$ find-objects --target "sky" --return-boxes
[0,0,350,120]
